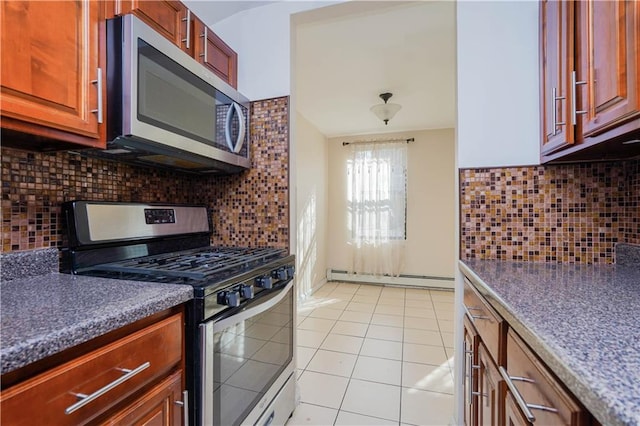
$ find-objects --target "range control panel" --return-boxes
[144,208,176,224]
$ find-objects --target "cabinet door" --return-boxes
[114,0,191,53]
[98,369,184,425]
[463,316,479,426]
[463,279,505,365]
[540,0,576,155]
[505,331,588,425]
[477,343,503,426]
[0,0,104,146]
[193,16,238,88]
[505,392,530,426]
[0,314,183,426]
[576,0,640,136]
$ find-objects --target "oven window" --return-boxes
[210,287,294,426]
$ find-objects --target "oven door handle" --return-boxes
[210,279,293,333]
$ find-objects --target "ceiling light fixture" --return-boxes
[370,92,402,125]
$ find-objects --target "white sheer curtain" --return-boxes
[347,142,407,277]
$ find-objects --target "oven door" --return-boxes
[201,280,295,426]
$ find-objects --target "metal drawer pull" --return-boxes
[464,306,489,321]
[528,403,559,414]
[65,361,150,415]
[499,366,536,422]
[200,27,208,62]
[571,70,587,125]
[552,87,566,134]
[182,9,191,49]
[175,390,189,426]
[509,375,536,384]
[499,366,559,421]
[464,341,482,401]
[90,68,103,124]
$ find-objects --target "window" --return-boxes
[347,142,407,243]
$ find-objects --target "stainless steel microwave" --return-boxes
[99,14,250,174]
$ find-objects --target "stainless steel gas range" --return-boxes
[62,201,297,426]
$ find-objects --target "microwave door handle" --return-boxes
[234,103,246,153]
[225,102,246,154]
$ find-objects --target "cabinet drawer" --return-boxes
[463,278,504,363]
[0,313,183,426]
[503,330,587,425]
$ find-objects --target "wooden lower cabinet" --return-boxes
[463,278,505,426]
[477,343,502,426]
[463,316,479,426]
[504,330,588,425]
[0,312,185,426]
[505,392,529,426]
[462,276,594,426]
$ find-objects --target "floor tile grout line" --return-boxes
[297,282,453,426]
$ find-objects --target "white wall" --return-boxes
[210,1,339,101]
[454,1,541,423]
[456,0,540,168]
[327,129,456,279]
[295,113,329,299]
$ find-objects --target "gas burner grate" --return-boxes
[80,247,287,282]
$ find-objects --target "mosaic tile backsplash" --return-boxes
[460,159,639,263]
[1,97,290,254]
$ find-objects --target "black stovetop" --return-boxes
[75,246,289,289]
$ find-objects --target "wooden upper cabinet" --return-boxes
[576,0,640,136]
[113,0,192,53]
[0,0,105,147]
[541,0,640,162]
[193,16,238,89]
[110,2,239,88]
[540,0,575,155]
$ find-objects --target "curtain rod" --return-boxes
[342,137,414,146]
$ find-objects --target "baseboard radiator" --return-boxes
[326,269,454,290]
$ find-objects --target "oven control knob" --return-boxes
[272,268,288,281]
[255,276,273,289]
[239,283,254,299]
[217,290,240,307]
[286,265,295,278]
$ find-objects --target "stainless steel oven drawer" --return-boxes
[252,374,296,426]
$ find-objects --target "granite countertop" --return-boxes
[0,273,193,375]
[460,259,640,426]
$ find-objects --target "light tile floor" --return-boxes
[287,282,455,426]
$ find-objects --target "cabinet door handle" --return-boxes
[499,366,536,422]
[91,68,103,124]
[65,361,150,415]
[571,70,587,125]
[464,341,481,401]
[225,102,246,153]
[464,305,489,321]
[499,366,559,422]
[552,87,566,134]
[175,390,189,426]
[200,27,208,63]
[182,9,191,49]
